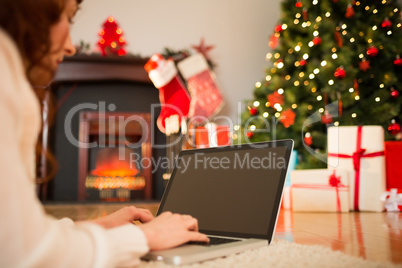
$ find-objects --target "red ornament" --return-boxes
[321,111,333,124]
[334,66,346,79]
[246,131,254,138]
[280,108,296,128]
[366,46,379,57]
[394,55,402,66]
[304,132,313,146]
[391,88,399,98]
[334,31,343,48]
[295,1,303,8]
[269,33,280,49]
[388,121,401,135]
[300,59,307,66]
[382,18,392,28]
[267,91,285,106]
[303,8,308,20]
[312,37,322,46]
[345,4,355,18]
[275,24,283,33]
[359,58,371,71]
[249,107,258,116]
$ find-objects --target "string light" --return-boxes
[295,45,301,51]
[321,60,327,66]
[317,95,323,101]
[375,97,381,102]
[234,125,240,131]
[311,87,317,93]
[349,88,354,92]
[379,84,385,88]
[295,13,301,18]
[319,108,324,113]
[275,112,281,118]
[313,31,319,36]
[282,24,288,30]
[266,53,272,60]
[334,122,339,126]
[253,101,260,107]
[308,105,313,110]
[372,25,377,31]
[352,113,357,118]
[359,54,364,59]
[373,9,378,14]
[278,88,284,94]
[294,19,300,24]
[316,16,322,22]
[250,125,256,131]
[328,79,334,85]
[303,53,309,60]
[355,95,360,100]
[274,53,281,59]
[292,104,298,109]
[309,74,315,79]
[294,81,300,86]
[299,72,305,78]
[332,53,338,59]
[341,24,347,29]
[387,31,392,35]
[313,0,318,5]
[277,62,284,68]
[350,37,355,43]
[263,112,269,118]
[266,75,272,81]
[255,82,262,88]
[325,12,331,17]
[313,68,320,74]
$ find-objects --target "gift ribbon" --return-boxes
[328,126,384,211]
[291,171,348,212]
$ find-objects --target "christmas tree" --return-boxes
[238,0,402,169]
[97,16,127,56]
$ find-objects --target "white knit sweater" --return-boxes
[0,28,149,268]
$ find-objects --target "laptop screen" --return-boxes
[158,140,293,241]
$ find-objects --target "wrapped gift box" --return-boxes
[291,169,349,213]
[381,188,402,212]
[384,141,402,190]
[327,126,386,212]
[195,123,230,148]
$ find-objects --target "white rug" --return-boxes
[138,239,401,268]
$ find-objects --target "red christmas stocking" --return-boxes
[177,53,224,124]
[145,54,191,134]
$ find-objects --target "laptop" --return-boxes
[142,139,294,265]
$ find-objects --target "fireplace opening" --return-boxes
[78,111,152,202]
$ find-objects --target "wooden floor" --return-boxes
[44,202,402,265]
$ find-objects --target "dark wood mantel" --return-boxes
[52,54,152,84]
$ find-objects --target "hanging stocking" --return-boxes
[144,54,191,134]
[177,53,224,125]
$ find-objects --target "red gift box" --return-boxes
[385,141,402,190]
[195,124,230,148]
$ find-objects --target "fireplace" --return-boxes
[39,55,166,202]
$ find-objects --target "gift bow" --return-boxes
[380,189,402,212]
[328,126,384,211]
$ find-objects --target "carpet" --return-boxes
[138,239,401,268]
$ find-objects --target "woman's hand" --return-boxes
[86,206,154,229]
[138,211,210,251]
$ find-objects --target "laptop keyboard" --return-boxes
[186,236,241,246]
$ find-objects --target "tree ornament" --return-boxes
[394,55,402,66]
[390,87,399,98]
[334,31,343,48]
[366,46,379,57]
[382,18,392,28]
[388,120,401,135]
[312,36,322,46]
[97,16,127,56]
[337,92,343,117]
[303,8,308,20]
[359,58,371,71]
[269,33,280,49]
[267,91,285,106]
[321,110,333,124]
[345,4,355,18]
[275,24,283,33]
[246,131,254,138]
[334,66,346,79]
[249,107,258,116]
[280,108,296,128]
[304,132,313,146]
[295,0,303,8]
[300,59,307,66]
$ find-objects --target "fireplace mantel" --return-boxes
[52,54,152,84]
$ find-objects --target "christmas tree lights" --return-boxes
[239,0,402,168]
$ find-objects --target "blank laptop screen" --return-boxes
[158,142,290,240]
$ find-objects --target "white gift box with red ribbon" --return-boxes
[327,126,386,212]
[290,169,350,213]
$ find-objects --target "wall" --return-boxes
[70,0,281,124]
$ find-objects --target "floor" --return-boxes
[44,202,402,265]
